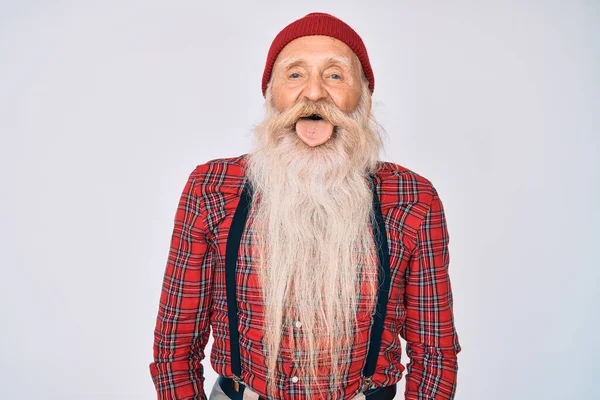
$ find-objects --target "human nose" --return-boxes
[301,74,328,102]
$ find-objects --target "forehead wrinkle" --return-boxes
[277,55,355,70]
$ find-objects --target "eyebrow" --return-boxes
[277,55,354,70]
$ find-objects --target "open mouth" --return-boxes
[294,112,335,146]
[300,113,323,121]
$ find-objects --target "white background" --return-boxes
[1,1,598,399]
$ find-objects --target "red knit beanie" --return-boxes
[261,12,375,97]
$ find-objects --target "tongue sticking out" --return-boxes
[295,118,335,147]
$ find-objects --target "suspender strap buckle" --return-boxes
[361,376,373,393]
[232,375,242,392]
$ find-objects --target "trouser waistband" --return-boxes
[217,376,397,400]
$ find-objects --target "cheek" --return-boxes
[334,90,361,114]
[347,93,361,113]
[272,86,297,112]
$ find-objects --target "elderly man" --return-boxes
[150,12,461,400]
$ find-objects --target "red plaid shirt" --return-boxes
[150,154,461,399]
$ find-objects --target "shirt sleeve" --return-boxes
[149,168,213,400]
[401,185,462,399]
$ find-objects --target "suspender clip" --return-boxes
[233,375,241,392]
[361,376,373,392]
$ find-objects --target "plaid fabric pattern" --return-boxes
[150,154,461,400]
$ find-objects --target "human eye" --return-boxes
[325,69,343,80]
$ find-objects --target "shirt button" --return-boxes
[295,321,302,328]
[291,376,299,383]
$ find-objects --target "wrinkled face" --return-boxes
[270,35,364,147]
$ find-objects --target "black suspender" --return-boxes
[361,174,392,390]
[224,182,253,390]
[224,176,391,391]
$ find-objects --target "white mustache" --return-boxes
[277,99,358,131]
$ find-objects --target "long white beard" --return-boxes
[245,78,384,397]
